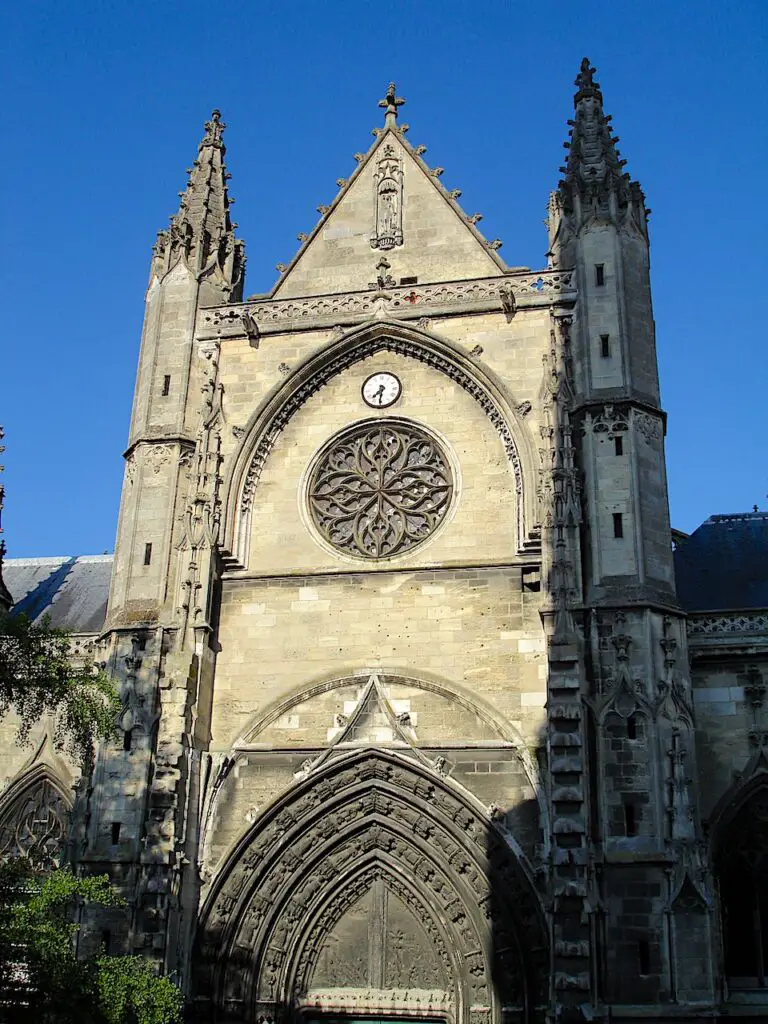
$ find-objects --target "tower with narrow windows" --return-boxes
[3,61,768,1024]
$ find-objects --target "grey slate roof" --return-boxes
[3,555,113,633]
[674,513,768,613]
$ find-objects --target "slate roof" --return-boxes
[674,513,768,613]
[3,555,113,633]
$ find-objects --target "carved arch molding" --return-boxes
[226,326,534,568]
[194,749,548,1024]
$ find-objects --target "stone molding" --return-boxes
[196,270,576,341]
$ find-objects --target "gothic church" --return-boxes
[2,61,768,1023]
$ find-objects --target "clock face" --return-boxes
[362,372,402,409]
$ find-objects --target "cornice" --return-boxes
[123,434,196,460]
[195,269,577,342]
[687,610,768,659]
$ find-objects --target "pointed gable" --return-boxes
[331,675,415,747]
[272,86,507,298]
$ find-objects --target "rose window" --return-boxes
[308,421,453,559]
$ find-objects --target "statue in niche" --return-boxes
[379,179,399,237]
[371,155,404,251]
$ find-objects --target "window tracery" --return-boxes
[308,420,453,559]
[0,778,70,870]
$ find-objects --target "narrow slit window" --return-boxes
[143,543,152,566]
[638,939,651,974]
[102,929,112,953]
[595,264,605,286]
[614,436,624,456]
[613,513,624,538]
[111,822,121,845]
[400,276,418,286]
[600,333,611,357]
[624,802,637,836]
[627,714,637,740]
[161,375,171,396]
[123,729,133,752]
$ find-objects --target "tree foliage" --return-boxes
[0,860,183,1024]
[0,612,120,765]
[97,956,184,1024]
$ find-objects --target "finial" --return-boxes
[201,108,226,148]
[378,82,405,126]
[574,58,603,106]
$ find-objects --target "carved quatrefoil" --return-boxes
[308,420,453,559]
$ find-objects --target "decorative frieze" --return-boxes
[199,269,576,340]
[688,612,768,636]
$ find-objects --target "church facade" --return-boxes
[2,61,768,1023]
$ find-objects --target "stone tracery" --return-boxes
[308,420,453,559]
[0,775,71,870]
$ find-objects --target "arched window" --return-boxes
[716,787,768,988]
[0,774,71,871]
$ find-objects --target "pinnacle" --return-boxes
[555,58,645,221]
[151,107,244,295]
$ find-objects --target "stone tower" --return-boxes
[70,64,716,1023]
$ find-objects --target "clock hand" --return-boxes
[374,383,385,405]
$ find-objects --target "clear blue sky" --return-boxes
[2,0,766,556]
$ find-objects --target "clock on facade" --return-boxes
[362,372,402,408]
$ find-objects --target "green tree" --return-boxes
[0,860,183,1024]
[0,612,120,766]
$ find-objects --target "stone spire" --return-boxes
[151,110,245,297]
[556,58,647,226]
[0,427,13,613]
[378,82,405,127]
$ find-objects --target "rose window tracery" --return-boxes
[308,421,453,559]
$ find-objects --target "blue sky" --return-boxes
[2,0,766,556]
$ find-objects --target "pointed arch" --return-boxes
[0,763,73,869]
[708,761,768,851]
[194,747,548,1024]
[221,319,538,569]
[710,771,768,988]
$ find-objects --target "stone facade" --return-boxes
[2,63,768,1023]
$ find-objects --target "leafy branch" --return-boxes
[0,613,120,766]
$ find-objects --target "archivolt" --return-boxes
[221,319,538,568]
[194,748,548,1024]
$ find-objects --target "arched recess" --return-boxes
[0,763,73,870]
[221,319,539,569]
[710,772,768,989]
[229,669,547,832]
[194,748,548,1024]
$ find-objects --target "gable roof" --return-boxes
[268,115,510,298]
[674,513,768,613]
[4,555,113,633]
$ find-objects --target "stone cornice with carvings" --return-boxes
[687,610,768,658]
[195,269,576,341]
